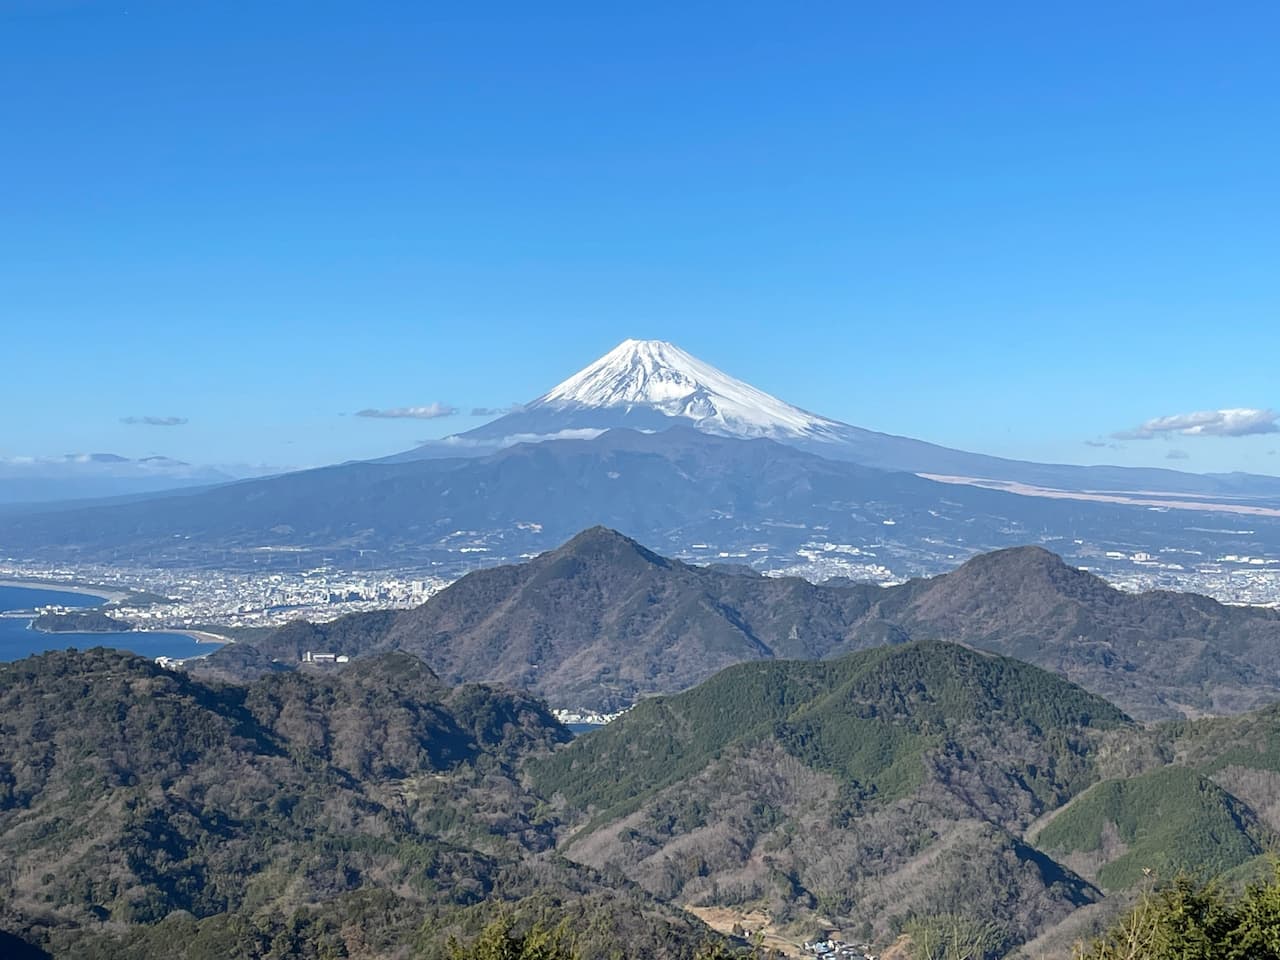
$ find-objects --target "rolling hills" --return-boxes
[529,641,1127,948]
[199,528,1280,720]
[5,639,1280,958]
[527,642,1280,956]
[0,648,707,960]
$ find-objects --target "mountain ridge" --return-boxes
[197,529,1280,720]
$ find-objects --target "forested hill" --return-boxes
[526,641,1280,957]
[5,642,1280,958]
[529,641,1127,952]
[0,648,707,960]
[198,528,1280,720]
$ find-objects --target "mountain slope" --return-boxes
[865,546,1280,719]
[198,525,886,710]
[522,643,1280,957]
[529,641,1120,949]
[6,426,1149,576]
[401,339,1280,500]
[0,648,715,960]
[1032,766,1272,890]
[206,531,1280,720]
[6,421,1280,583]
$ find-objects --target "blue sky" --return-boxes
[2,0,1277,474]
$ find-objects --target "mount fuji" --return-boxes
[394,339,1280,499]
[6,338,1280,580]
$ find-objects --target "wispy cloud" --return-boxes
[121,415,188,427]
[1083,439,1124,450]
[470,404,523,417]
[1166,449,1190,460]
[355,403,458,420]
[1113,408,1279,440]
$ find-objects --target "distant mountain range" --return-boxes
[0,453,233,505]
[196,528,1280,720]
[3,339,1279,577]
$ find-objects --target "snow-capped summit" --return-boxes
[381,339,1280,500]
[527,339,844,441]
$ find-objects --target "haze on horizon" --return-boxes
[2,1,1277,477]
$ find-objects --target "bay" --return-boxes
[0,584,222,663]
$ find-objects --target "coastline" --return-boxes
[176,629,234,645]
[0,578,127,604]
[35,623,233,646]
[31,622,132,636]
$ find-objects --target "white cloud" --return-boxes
[1113,408,1279,440]
[356,403,458,420]
[470,404,524,417]
[434,428,607,448]
[121,415,188,427]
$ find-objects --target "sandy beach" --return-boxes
[0,578,129,604]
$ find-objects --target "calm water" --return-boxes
[0,584,222,662]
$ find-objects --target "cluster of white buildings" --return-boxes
[0,559,449,629]
[1091,548,1280,607]
[551,707,629,726]
[803,938,875,959]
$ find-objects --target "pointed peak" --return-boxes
[546,526,672,568]
[559,525,646,552]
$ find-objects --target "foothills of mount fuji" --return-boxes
[399,339,1280,499]
[196,529,1280,720]
[4,427,1280,585]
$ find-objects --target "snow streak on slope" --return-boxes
[529,339,847,441]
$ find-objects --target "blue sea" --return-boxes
[0,584,222,663]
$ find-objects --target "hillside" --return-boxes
[529,641,1125,951]
[7,421,1280,587]
[7,641,1280,958]
[197,526,885,710]
[1032,766,1273,890]
[0,648,708,960]
[203,530,1280,719]
[858,546,1280,720]
[523,642,1280,956]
